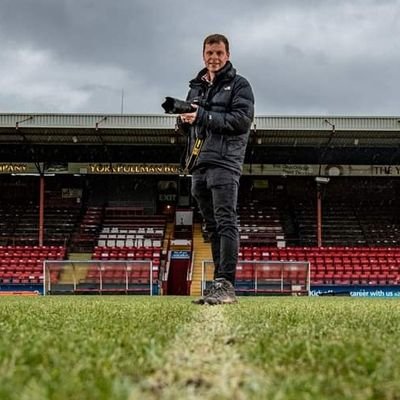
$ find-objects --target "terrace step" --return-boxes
[57,253,91,284]
[190,223,212,296]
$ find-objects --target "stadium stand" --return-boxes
[237,246,400,286]
[292,200,367,246]
[0,204,80,246]
[83,209,167,293]
[1,114,400,296]
[98,209,166,248]
[238,202,286,246]
[355,200,400,246]
[92,245,161,268]
[70,206,103,252]
[0,245,66,284]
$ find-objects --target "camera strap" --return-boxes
[183,137,204,174]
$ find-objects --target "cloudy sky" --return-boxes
[0,0,399,116]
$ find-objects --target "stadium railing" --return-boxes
[201,259,310,296]
[43,259,157,295]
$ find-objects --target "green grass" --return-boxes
[0,296,195,400]
[1,296,400,399]
[224,298,400,400]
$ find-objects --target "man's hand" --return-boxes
[180,104,198,124]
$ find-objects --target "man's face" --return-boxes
[203,42,230,75]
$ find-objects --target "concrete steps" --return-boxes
[190,223,213,296]
[58,253,91,284]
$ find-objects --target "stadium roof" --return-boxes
[0,113,399,147]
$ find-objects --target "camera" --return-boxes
[161,97,197,114]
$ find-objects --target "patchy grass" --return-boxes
[0,296,194,400]
[224,297,400,400]
[130,305,267,400]
[1,296,400,399]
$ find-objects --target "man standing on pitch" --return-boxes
[178,33,255,305]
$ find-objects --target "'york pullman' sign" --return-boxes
[0,163,28,173]
[87,163,180,174]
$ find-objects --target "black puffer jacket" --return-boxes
[181,61,254,174]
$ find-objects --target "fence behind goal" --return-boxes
[43,260,158,295]
[202,260,310,295]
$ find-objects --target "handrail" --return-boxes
[187,250,194,282]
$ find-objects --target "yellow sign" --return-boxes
[0,163,28,173]
[87,163,180,174]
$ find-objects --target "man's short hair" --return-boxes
[203,34,230,53]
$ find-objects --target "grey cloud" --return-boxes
[0,0,400,114]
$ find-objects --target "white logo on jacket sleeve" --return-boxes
[223,86,231,91]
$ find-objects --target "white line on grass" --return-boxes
[129,305,267,400]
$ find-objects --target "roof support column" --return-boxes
[316,182,322,247]
[39,174,45,246]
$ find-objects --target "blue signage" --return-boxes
[311,285,400,297]
[171,251,191,259]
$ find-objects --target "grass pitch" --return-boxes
[0,296,399,400]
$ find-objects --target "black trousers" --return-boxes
[192,167,240,284]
